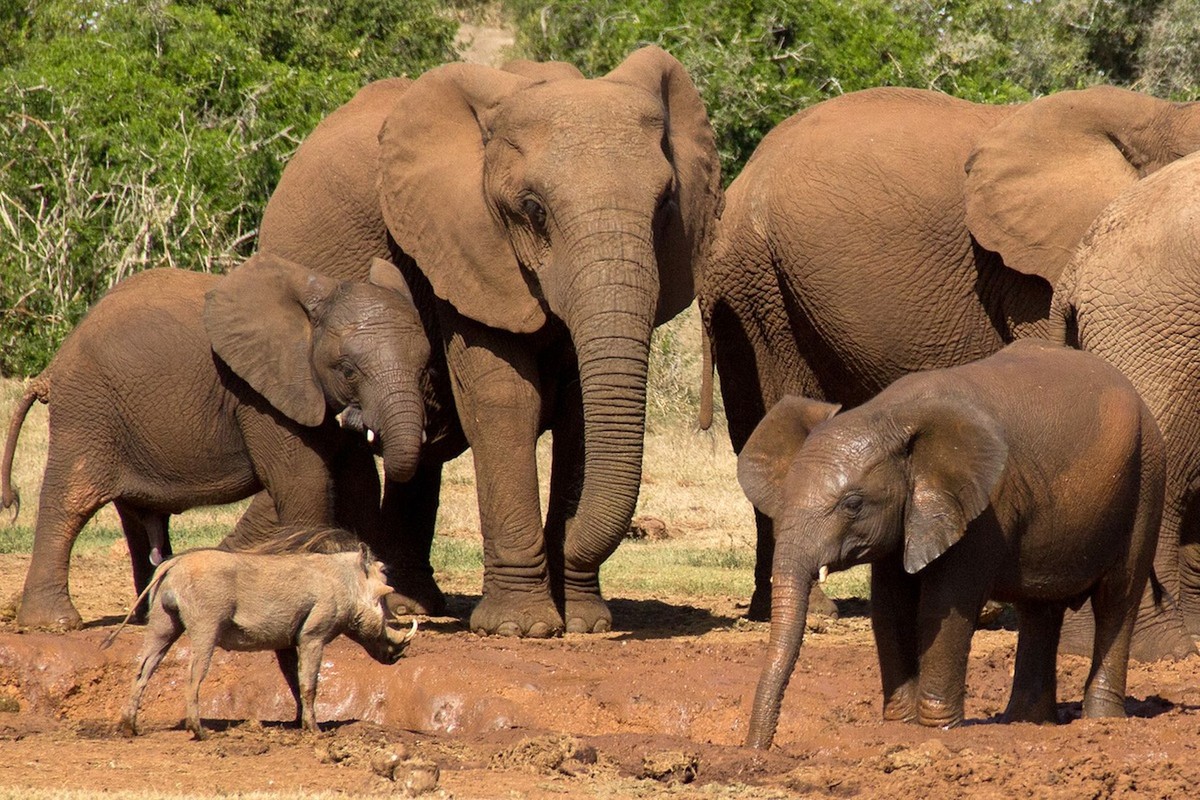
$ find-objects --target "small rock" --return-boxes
[397,759,440,796]
[316,741,354,764]
[626,516,669,541]
[0,696,19,713]
[370,749,402,779]
[640,750,698,784]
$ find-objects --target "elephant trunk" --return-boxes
[556,224,658,580]
[365,378,425,484]
[746,568,813,749]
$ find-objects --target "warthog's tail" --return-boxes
[100,557,182,649]
[2,378,48,522]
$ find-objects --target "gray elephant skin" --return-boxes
[252,47,723,637]
[740,339,1165,749]
[1,254,429,630]
[1054,149,1200,645]
[700,84,1200,660]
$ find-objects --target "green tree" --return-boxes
[0,1,459,376]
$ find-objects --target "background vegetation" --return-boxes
[2,0,1199,378]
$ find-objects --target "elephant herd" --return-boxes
[4,47,1200,747]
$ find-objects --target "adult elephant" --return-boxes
[249,48,722,637]
[1054,150,1200,643]
[699,85,1200,660]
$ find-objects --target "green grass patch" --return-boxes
[0,523,228,555]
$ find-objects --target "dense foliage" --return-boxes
[0,0,459,376]
[507,0,1196,180]
[2,1,1198,376]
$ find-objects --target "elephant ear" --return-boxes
[900,399,1009,574]
[738,396,840,520]
[501,59,584,82]
[604,46,723,325]
[204,253,337,427]
[963,86,1191,285]
[367,257,416,308]
[378,63,546,334]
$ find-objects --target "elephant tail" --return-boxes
[698,319,714,431]
[100,557,179,650]
[1048,294,1080,350]
[1,377,48,521]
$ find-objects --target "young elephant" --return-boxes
[105,539,418,739]
[1,254,430,630]
[739,339,1164,748]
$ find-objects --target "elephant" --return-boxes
[1054,149,1200,643]
[738,339,1165,748]
[0,254,430,630]
[698,84,1200,659]
[250,47,723,636]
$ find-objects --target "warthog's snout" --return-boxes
[375,618,419,665]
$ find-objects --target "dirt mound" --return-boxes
[1,595,1199,798]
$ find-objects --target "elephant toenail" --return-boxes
[527,622,553,638]
[565,618,588,634]
[591,619,611,633]
[495,622,522,637]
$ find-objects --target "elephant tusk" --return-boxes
[818,565,829,584]
[366,428,376,444]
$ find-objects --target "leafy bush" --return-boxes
[0,0,459,377]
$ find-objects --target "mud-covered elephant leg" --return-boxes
[1004,602,1064,723]
[379,463,447,616]
[870,558,921,722]
[17,452,106,630]
[542,370,605,630]
[444,313,561,637]
[223,491,280,551]
[113,501,172,622]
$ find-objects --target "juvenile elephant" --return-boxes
[254,48,722,636]
[1055,150,1200,644]
[739,339,1164,748]
[699,85,1200,659]
[1,254,429,630]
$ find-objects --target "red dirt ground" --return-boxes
[1,587,1198,799]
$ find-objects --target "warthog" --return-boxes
[104,542,417,739]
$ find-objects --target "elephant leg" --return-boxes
[1080,574,1139,719]
[329,435,385,548]
[870,559,921,722]
[114,501,171,623]
[17,452,106,630]
[379,462,447,616]
[1003,602,1063,724]
[443,316,561,638]
[543,370,611,632]
[913,558,991,728]
[222,491,279,551]
[1175,487,1200,637]
[274,647,303,726]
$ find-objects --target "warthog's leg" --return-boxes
[295,639,326,732]
[184,625,219,740]
[274,647,302,725]
[120,607,184,736]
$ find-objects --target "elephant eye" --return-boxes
[338,361,359,381]
[840,494,864,516]
[521,196,547,229]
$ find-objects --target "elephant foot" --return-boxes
[881,689,917,723]
[1002,692,1058,725]
[1061,603,1198,662]
[564,595,612,634]
[384,572,447,617]
[917,697,964,729]
[469,592,563,638]
[16,593,83,631]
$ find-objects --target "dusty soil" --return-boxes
[2,567,1199,800]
